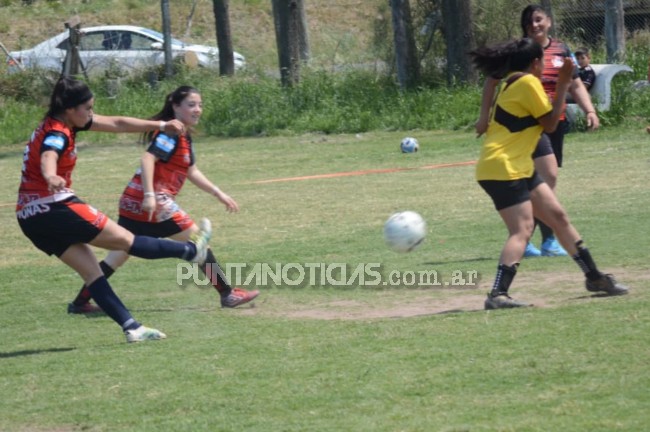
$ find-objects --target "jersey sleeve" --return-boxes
[40,131,68,156]
[581,68,596,90]
[147,132,178,162]
[189,138,196,166]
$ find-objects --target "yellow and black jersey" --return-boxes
[476,72,552,181]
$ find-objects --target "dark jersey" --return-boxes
[578,65,596,90]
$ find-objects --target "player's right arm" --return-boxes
[140,151,158,221]
[40,150,66,193]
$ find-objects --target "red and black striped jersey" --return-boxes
[540,38,579,120]
[16,117,91,211]
[119,131,195,222]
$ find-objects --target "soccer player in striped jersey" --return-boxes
[68,86,259,314]
[17,77,212,342]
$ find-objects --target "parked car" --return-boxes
[6,25,245,74]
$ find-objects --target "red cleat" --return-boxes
[221,288,259,308]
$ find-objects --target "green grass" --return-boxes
[0,127,649,431]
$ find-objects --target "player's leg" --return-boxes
[534,130,568,256]
[171,223,259,308]
[59,243,165,342]
[89,217,210,263]
[484,201,535,309]
[478,179,534,309]
[530,183,628,296]
[68,250,130,314]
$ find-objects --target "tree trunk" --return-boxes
[605,0,625,62]
[185,0,199,38]
[296,0,310,62]
[272,0,301,86]
[390,0,420,90]
[213,0,235,75]
[440,0,476,85]
[161,0,173,78]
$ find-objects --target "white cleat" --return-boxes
[190,218,212,264]
[125,325,167,343]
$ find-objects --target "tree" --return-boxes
[605,0,625,62]
[440,0,476,85]
[390,0,420,90]
[161,0,173,78]
[272,0,306,86]
[296,0,310,62]
[213,0,235,76]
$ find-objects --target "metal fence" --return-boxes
[555,0,650,45]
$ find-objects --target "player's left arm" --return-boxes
[187,165,239,213]
[568,77,599,130]
[90,114,185,135]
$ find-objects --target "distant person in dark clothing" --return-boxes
[575,47,596,91]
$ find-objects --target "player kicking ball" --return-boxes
[68,85,258,315]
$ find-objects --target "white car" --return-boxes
[6,25,245,74]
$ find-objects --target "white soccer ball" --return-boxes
[383,211,427,253]
[400,137,419,153]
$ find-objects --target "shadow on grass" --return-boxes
[0,347,75,359]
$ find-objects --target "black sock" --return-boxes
[572,241,601,281]
[73,261,115,306]
[201,248,232,297]
[538,220,554,242]
[129,235,196,261]
[86,276,140,331]
[490,263,519,297]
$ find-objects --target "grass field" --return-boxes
[0,127,649,431]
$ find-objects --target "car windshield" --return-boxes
[139,28,186,46]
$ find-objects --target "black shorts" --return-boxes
[478,172,545,211]
[117,216,185,238]
[17,196,108,257]
[532,120,568,167]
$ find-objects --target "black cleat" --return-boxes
[586,274,629,296]
[484,293,532,310]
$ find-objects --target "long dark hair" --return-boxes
[469,38,543,79]
[143,85,200,143]
[46,77,93,118]
[520,4,547,37]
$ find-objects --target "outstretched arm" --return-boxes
[187,165,239,213]
[90,115,185,135]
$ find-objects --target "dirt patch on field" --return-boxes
[237,268,648,320]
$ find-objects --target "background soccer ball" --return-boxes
[383,211,427,253]
[400,137,419,153]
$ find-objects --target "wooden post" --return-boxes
[605,0,626,62]
[62,16,87,79]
